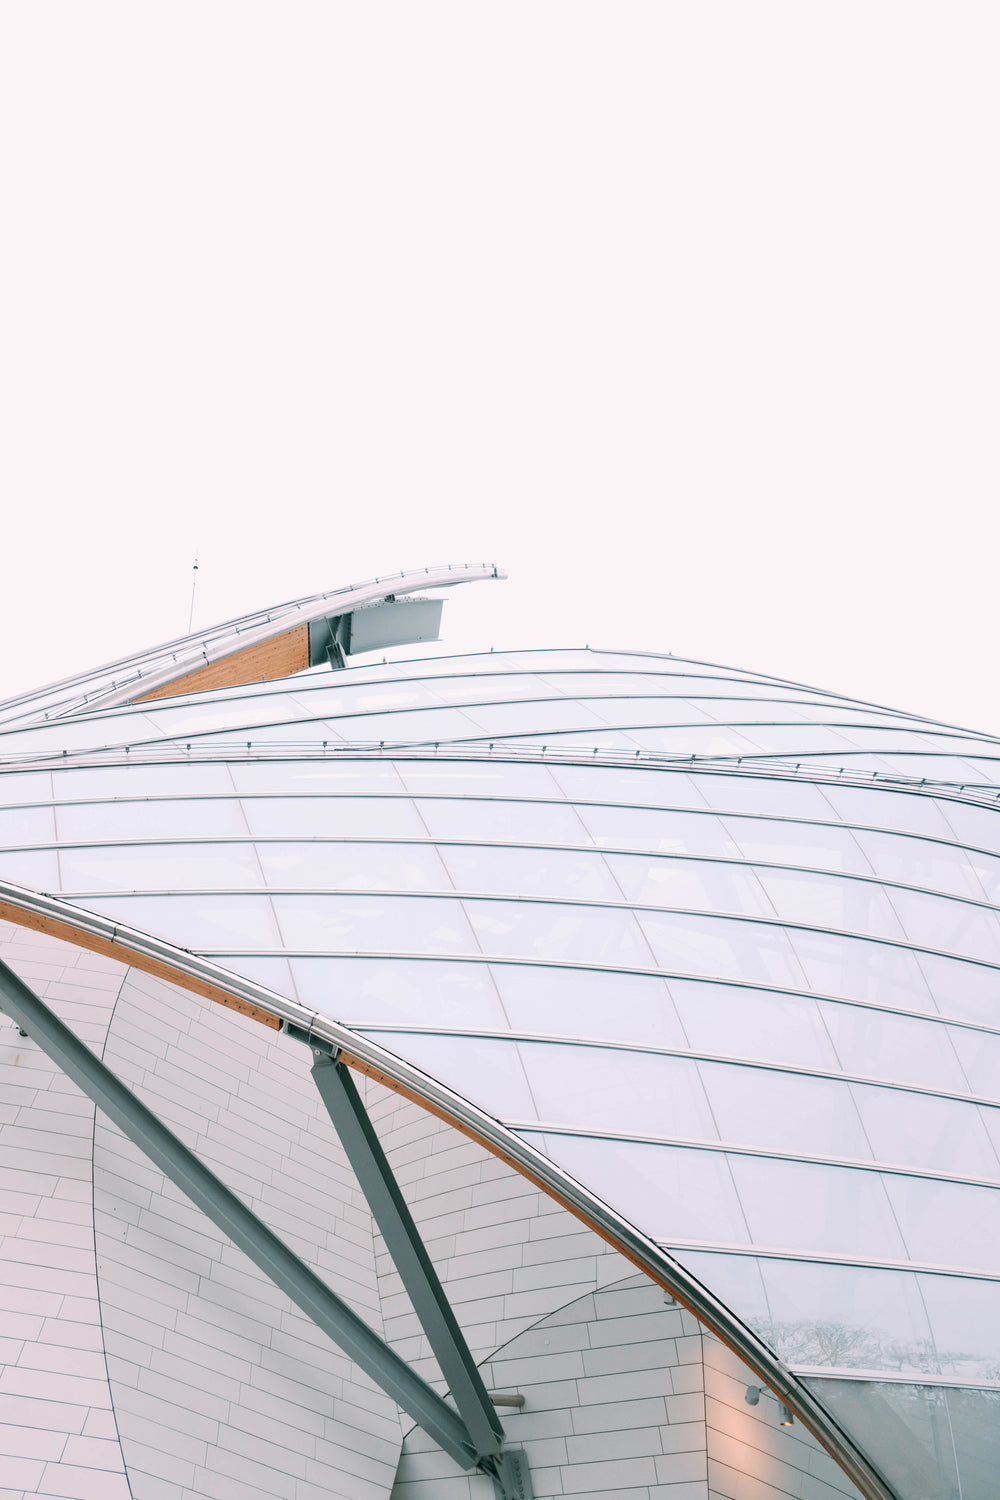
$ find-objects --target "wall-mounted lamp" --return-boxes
[745,1386,794,1426]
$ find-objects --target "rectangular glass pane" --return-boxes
[550,764,704,808]
[83,893,281,949]
[729,1156,906,1260]
[57,798,248,840]
[294,956,508,1029]
[417,798,590,845]
[517,1043,717,1140]
[720,816,870,874]
[641,912,804,988]
[947,1026,1000,1100]
[525,1134,749,1245]
[890,887,1000,964]
[329,706,486,742]
[700,1063,870,1160]
[690,773,840,820]
[230,759,405,793]
[0,770,54,804]
[821,786,958,839]
[915,952,1000,1026]
[257,841,447,891]
[671,980,839,1070]
[756,868,905,939]
[790,930,936,1011]
[626,725,764,756]
[756,1257,933,1373]
[0,805,57,843]
[605,854,771,915]
[242,796,425,838]
[465,898,651,967]
[442,844,621,902]
[941,802,1000,856]
[59,843,264,892]
[579,805,737,857]
[364,1032,536,1119]
[854,828,985,899]
[823,1004,969,1093]
[272,893,478,955]
[918,1274,1000,1380]
[397,761,560,797]
[462,700,611,735]
[885,1174,1000,1272]
[0,849,60,888]
[492,965,686,1048]
[851,1084,1000,1178]
[289,682,439,714]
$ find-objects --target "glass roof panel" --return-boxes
[272,893,479,955]
[256,840,448,892]
[441,843,621,902]
[491,963,686,1047]
[669,980,839,1070]
[290,955,508,1029]
[58,842,265,892]
[241,796,425,838]
[464,897,652,967]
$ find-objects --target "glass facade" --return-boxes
[4,594,1000,1500]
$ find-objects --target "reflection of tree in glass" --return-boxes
[752,1318,945,1374]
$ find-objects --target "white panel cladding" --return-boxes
[93,967,404,1500]
[703,1337,858,1500]
[392,1276,865,1500]
[0,918,131,1500]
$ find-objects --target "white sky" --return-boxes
[1,5,997,733]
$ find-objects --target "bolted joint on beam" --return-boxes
[483,1448,534,1500]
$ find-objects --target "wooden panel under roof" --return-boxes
[132,623,310,703]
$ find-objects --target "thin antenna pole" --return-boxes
[187,557,199,634]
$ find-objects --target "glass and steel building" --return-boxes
[2,563,999,1500]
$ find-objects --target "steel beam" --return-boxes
[311,1053,506,1459]
[0,957,479,1473]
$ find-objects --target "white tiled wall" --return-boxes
[0,920,131,1500]
[94,967,404,1500]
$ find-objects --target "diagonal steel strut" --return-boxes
[310,1053,506,1460]
[0,957,482,1473]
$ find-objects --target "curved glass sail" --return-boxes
[4,601,1000,1499]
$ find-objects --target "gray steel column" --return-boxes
[0,957,480,1473]
[311,1053,506,1459]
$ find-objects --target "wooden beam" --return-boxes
[0,902,282,1029]
[132,624,310,703]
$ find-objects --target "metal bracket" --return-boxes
[486,1448,534,1499]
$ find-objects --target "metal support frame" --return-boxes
[310,1053,506,1461]
[0,958,481,1474]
